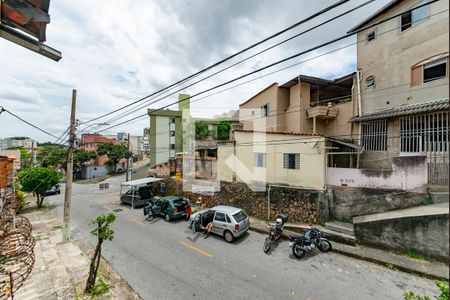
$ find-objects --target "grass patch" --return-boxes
[52,224,63,231]
[420,196,433,206]
[87,276,110,297]
[36,232,49,241]
[405,251,425,261]
[386,263,397,270]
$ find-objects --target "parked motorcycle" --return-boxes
[289,225,332,259]
[263,214,288,253]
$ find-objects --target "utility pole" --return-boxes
[126,133,130,181]
[63,89,76,243]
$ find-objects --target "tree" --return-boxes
[73,149,97,173]
[85,213,116,294]
[37,146,66,168]
[195,121,210,140]
[6,146,32,168]
[217,120,231,140]
[97,143,131,172]
[17,167,61,208]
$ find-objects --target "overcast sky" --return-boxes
[0,0,392,142]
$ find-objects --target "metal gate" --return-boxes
[400,111,449,186]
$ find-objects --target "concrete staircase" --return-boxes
[325,221,355,236]
[429,185,449,204]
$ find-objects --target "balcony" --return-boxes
[306,105,339,119]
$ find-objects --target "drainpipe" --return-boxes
[356,69,363,169]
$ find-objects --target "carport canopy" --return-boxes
[121,177,163,187]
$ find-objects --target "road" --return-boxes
[50,175,439,300]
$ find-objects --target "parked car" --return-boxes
[45,186,61,196]
[120,185,154,208]
[189,205,250,243]
[152,196,190,221]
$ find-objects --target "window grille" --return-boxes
[400,112,449,153]
[361,120,388,151]
[283,153,300,169]
[253,152,266,168]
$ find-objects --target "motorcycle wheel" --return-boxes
[263,237,272,254]
[318,240,332,252]
[292,243,306,259]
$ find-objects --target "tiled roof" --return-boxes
[349,98,449,122]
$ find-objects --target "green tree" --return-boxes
[17,167,61,208]
[97,143,131,172]
[195,121,210,140]
[37,146,67,168]
[217,120,231,140]
[73,149,97,173]
[85,213,116,294]
[6,146,32,168]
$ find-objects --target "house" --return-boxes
[348,0,449,186]
[79,133,125,178]
[218,130,326,190]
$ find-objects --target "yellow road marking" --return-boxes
[130,218,145,226]
[180,241,214,258]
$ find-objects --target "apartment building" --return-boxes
[348,0,449,186]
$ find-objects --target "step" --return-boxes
[325,221,355,236]
[430,191,449,204]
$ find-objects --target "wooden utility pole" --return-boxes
[125,133,130,181]
[63,89,76,242]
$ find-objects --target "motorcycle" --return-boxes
[263,214,288,254]
[289,225,332,259]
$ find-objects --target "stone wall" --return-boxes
[328,186,429,221]
[354,214,449,262]
[153,179,323,223]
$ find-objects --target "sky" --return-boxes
[0,0,392,143]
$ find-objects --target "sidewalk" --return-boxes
[14,200,141,300]
[249,217,448,281]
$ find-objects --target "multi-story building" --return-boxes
[239,73,356,138]
[348,0,449,186]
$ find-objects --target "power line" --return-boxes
[0,106,61,139]
[80,0,352,125]
[99,0,377,128]
[94,0,442,130]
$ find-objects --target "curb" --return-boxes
[249,226,448,281]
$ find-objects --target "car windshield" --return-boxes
[173,199,187,208]
[232,211,247,223]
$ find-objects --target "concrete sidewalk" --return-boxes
[249,217,449,281]
[14,200,142,300]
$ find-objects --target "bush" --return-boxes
[403,281,449,300]
[16,190,27,211]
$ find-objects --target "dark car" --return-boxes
[45,186,61,196]
[120,185,154,208]
[152,196,191,222]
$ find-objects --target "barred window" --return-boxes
[253,152,266,168]
[283,153,300,169]
[361,120,388,151]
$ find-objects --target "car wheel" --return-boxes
[165,214,171,222]
[224,230,234,243]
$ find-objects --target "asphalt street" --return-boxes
[49,175,440,300]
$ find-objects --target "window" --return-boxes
[365,76,375,88]
[361,120,388,151]
[401,1,429,32]
[283,153,300,169]
[170,131,175,137]
[214,212,226,222]
[169,117,175,124]
[253,152,266,168]
[225,214,231,223]
[367,31,376,42]
[170,144,175,150]
[261,103,269,117]
[423,58,447,82]
[251,111,255,117]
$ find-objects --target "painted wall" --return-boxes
[217,131,326,189]
[356,0,449,113]
[327,155,428,192]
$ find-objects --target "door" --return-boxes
[161,200,169,216]
[212,212,227,235]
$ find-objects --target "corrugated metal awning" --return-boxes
[349,98,449,122]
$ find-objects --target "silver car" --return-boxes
[189,205,250,243]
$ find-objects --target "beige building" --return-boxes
[239,74,356,138]
[218,130,327,190]
[348,0,449,186]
